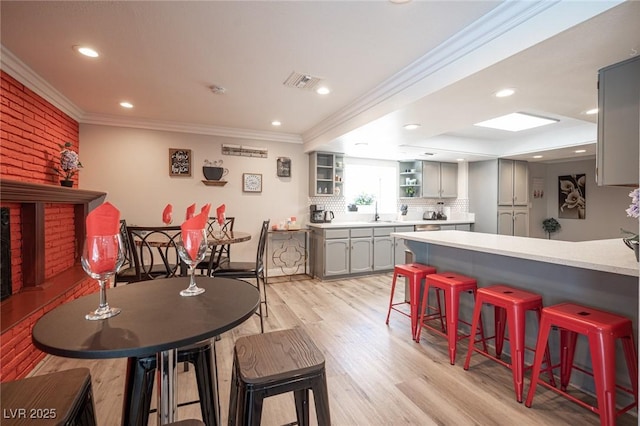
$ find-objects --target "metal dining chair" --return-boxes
[197,216,235,274]
[122,225,220,426]
[115,219,138,286]
[211,219,269,333]
[125,225,182,281]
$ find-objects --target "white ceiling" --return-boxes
[1,1,639,163]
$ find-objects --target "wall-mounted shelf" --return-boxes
[201,180,227,186]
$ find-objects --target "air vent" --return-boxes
[283,71,322,90]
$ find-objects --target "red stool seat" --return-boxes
[385,263,437,339]
[525,303,638,425]
[463,285,555,402]
[415,272,486,365]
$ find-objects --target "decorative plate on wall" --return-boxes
[243,173,262,193]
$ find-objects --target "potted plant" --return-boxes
[53,142,82,187]
[542,217,561,239]
[622,188,639,261]
[354,192,374,206]
[405,186,416,197]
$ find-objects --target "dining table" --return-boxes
[31,276,260,425]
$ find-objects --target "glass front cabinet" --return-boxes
[309,152,344,196]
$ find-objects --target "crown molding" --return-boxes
[1,45,83,121]
[81,113,303,144]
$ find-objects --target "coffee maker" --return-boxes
[310,204,325,223]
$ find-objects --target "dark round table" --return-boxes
[32,276,260,424]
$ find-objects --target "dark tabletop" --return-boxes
[32,277,259,359]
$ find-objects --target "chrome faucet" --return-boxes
[374,202,380,222]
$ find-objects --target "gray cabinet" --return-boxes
[498,208,529,237]
[498,159,528,206]
[349,228,373,274]
[325,238,349,275]
[309,152,344,196]
[422,161,457,198]
[596,55,640,186]
[373,227,394,271]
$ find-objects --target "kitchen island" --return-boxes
[391,230,638,400]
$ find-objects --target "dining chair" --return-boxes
[211,219,269,333]
[115,219,138,286]
[126,225,182,281]
[197,216,235,274]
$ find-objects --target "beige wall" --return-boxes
[540,159,637,241]
[79,124,308,262]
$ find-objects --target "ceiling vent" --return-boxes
[283,71,322,90]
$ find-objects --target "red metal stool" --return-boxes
[463,285,555,402]
[525,303,638,426]
[385,263,437,339]
[415,272,486,365]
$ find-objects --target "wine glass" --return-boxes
[176,228,208,296]
[81,234,125,320]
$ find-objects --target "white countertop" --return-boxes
[392,230,639,277]
[307,219,474,229]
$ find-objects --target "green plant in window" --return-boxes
[354,192,375,205]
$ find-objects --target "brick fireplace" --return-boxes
[0,70,106,381]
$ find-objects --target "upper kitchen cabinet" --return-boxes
[422,161,457,198]
[498,159,528,206]
[309,152,344,196]
[399,160,422,198]
[596,55,640,186]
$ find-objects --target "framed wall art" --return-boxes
[277,157,291,177]
[169,148,192,176]
[558,174,586,219]
[243,173,262,193]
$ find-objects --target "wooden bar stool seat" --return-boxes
[463,284,555,402]
[228,328,331,426]
[0,368,97,426]
[385,263,437,339]
[415,272,486,365]
[166,420,205,426]
[525,303,638,425]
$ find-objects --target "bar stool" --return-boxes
[228,328,331,426]
[415,272,486,365]
[525,303,638,426]
[0,368,97,426]
[385,263,437,339]
[463,285,555,402]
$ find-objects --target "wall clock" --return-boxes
[243,173,262,193]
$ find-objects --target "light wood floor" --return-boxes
[32,274,638,425]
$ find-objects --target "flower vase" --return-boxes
[60,180,73,187]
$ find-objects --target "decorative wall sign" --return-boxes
[222,144,268,158]
[277,157,291,177]
[243,173,262,192]
[169,148,192,176]
[558,174,586,219]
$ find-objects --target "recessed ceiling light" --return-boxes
[456,158,464,162]
[474,112,558,132]
[355,142,368,146]
[403,124,421,130]
[210,85,226,95]
[73,46,99,58]
[271,120,281,126]
[494,88,515,98]
[119,101,133,109]
[316,87,331,95]
[575,149,587,153]
[533,155,543,159]
[585,108,598,115]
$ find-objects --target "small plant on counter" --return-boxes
[542,217,561,239]
[621,188,639,243]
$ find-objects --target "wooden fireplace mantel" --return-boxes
[0,178,107,287]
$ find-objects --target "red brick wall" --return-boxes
[0,69,94,381]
